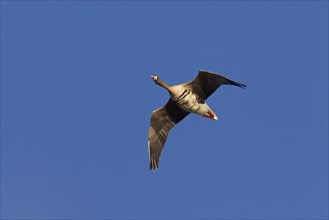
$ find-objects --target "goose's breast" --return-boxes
[173,89,209,115]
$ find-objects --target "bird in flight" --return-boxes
[148,70,246,170]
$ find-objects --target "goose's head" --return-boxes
[151,75,160,84]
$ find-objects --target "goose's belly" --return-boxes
[173,91,209,115]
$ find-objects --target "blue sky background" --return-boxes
[1,1,328,219]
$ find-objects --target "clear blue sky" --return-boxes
[1,1,328,219]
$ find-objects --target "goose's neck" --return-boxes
[157,79,171,91]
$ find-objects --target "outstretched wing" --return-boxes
[148,99,190,170]
[186,70,247,100]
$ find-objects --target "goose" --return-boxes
[148,70,246,170]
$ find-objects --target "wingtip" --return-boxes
[239,83,247,89]
[233,81,247,89]
[150,166,158,171]
[149,158,159,171]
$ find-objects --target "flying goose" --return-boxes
[148,70,246,170]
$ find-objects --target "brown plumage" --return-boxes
[148,70,246,170]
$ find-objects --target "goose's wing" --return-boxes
[148,99,190,170]
[185,70,247,100]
